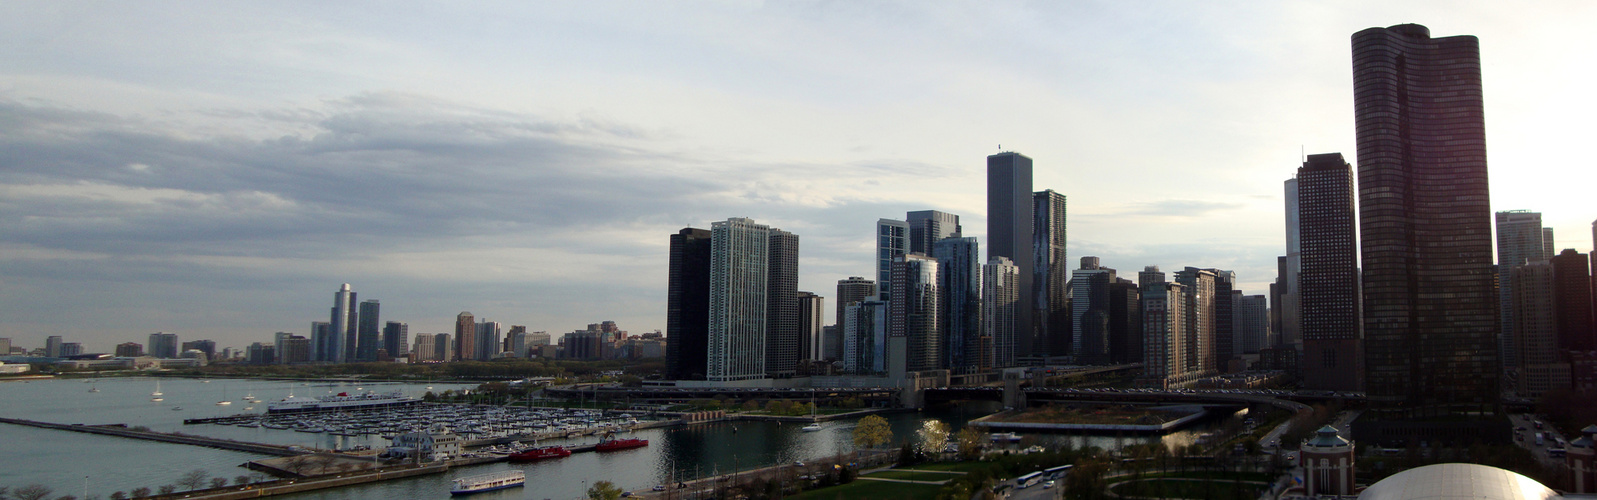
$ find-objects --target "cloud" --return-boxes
[1090,199,1247,218]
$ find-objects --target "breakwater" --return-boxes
[0,417,300,456]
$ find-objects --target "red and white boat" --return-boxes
[595,433,648,452]
[507,445,571,462]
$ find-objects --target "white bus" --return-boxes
[1017,471,1044,488]
[1045,465,1073,479]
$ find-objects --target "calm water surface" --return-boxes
[0,377,1238,499]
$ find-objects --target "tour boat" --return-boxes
[801,423,823,432]
[507,445,571,462]
[268,391,419,414]
[595,434,648,452]
[450,470,525,495]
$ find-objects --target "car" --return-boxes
[794,461,805,467]
[1042,480,1056,489]
[652,485,666,492]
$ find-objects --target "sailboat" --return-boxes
[801,391,821,431]
[152,379,163,396]
[216,385,232,406]
[88,380,100,393]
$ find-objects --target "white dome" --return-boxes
[1358,463,1559,500]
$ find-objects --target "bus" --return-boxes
[1017,472,1044,489]
[1044,465,1073,480]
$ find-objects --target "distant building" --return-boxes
[934,237,982,373]
[1108,278,1142,364]
[1497,210,1552,371]
[1298,153,1362,391]
[1279,177,1302,351]
[1139,281,1189,388]
[453,312,475,362]
[834,277,876,348]
[766,229,800,378]
[384,321,408,361]
[1174,268,1219,380]
[246,342,275,364]
[707,217,793,382]
[983,257,1020,369]
[310,321,331,362]
[906,210,961,255]
[988,152,1035,359]
[1070,257,1114,365]
[1235,294,1269,355]
[1034,189,1068,357]
[476,321,502,360]
[45,336,63,358]
[148,332,179,359]
[412,333,436,362]
[890,254,940,372]
[330,284,355,363]
[279,336,311,364]
[59,342,82,357]
[1552,249,1596,353]
[115,342,144,358]
[797,291,824,363]
[1513,261,1567,397]
[666,227,713,380]
[876,219,909,298]
[356,299,380,361]
[505,326,527,358]
[843,298,888,374]
[181,339,216,360]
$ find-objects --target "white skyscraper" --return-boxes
[708,217,770,382]
[330,283,354,363]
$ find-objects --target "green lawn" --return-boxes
[863,470,960,482]
[786,480,943,500]
[896,462,997,473]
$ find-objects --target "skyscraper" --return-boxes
[907,210,961,255]
[666,228,713,380]
[934,237,982,373]
[890,254,940,372]
[1281,178,1303,350]
[357,299,381,361]
[1034,189,1069,357]
[1353,24,1499,418]
[835,277,876,330]
[1174,268,1217,380]
[1497,210,1552,371]
[1235,294,1269,355]
[1298,153,1363,391]
[766,229,800,378]
[310,322,331,361]
[797,291,824,363]
[876,219,909,298]
[1071,257,1115,365]
[330,284,354,364]
[983,257,1020,369]
[988,152,1035,359]
[1108,278,1143,364]
[1552,249,1596,353]
[412,333,436,362]
[434,333,452,362]
[708,217,771,382]
[45,335,62,358]
[1512,261,1565,397]
[843,298,888,374]
[477,321,502,360]
[453,312,475,362]
[1139,281,1189,389]
[384,321,408,359]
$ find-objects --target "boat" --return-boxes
[801,423,823,432]
[152,379,163,397]
[171,406,183,411]
[267,391,419,414]
[216,400,232,406]
[450,470,525,495]
[507,445,571,462]
[151,397,163,402]
[595,431,648,452]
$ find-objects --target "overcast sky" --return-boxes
[3,2,1595,352]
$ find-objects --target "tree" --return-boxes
[586,480,623,500]
[234,475,251,487]
[917,420,951,456]
[1064,458,1111,500]
[109,492,126,500]
[852,415,893,449]
[156,486,175,496]
[210,477,228,489]
[13,485,52,500]
[177,469,208,491]
[128,487,150,498]
[956,427,986,460]
[282,454,312,476]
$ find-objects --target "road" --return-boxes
[1507,413,1568,467]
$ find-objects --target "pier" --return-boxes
[0,417,302,456]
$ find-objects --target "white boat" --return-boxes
[152,379,163,397]
[216,400,232,406]
[801,423,823,432]
[450,470,525,495]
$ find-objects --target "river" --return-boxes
[0,377,1241,499]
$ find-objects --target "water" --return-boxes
[0,377,1242,499]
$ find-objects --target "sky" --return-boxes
[3,2,1596,353]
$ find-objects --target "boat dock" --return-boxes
[0,417,301,456]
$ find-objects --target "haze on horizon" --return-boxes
[3,2,1595,351]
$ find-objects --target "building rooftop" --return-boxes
[1358,463,1559,500]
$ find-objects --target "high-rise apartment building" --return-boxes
[1298,153,1363,391]
[181,339,216,360]
[1071,257,1115,365]
[890,254,941,372]
[279,336,311,364]
[876,219,909,298]
[311,322,331,361]
[1353,24,1500,422]
[356,299,380,361]
[708,217,771,382]
[907,210,961,255]
[412,333,436,362]
[843,298,888,374]
[1512,261,1566,396]
[1236,294,1270,355]
[988,152,1036,360]
[148,332,178,359]
[666,227,713,380]
[934,237,982,373]
[116,342,143,357]
[835,276,876,333]
[1109,278,1143,364]
[1281,178,1303,350]
[329,284,355,363]
[45,335,62,358]
[59,342,82,357]
[1553,249,1596,353]
[1497,210,1553,370]
[983,257,1020,369]
[1174,268,1218,380]
[453,312,475,362]
[1138,266,1164,289]
[1034,189,1069,357]
[1139,281,1189,388]
[477,321,502,360]
[434,333,452,362]
[766,229,800,378]
[797,291,824,362]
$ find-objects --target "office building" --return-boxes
[354,299,379,361]
[181,340,216,360]
[1070,257,1115,365]
[1281,178,1303,350]
[246,343,275,365]
[1513,261,1569,396]
[988,152,1036,359]
[60,343,82,357]
[148,332,179,359]
[310,322,331,361]
[890,254,940,372]
[935,237,982,373]
[835,277,877,339]
[1034,189,1068,357]
[435,333,452,362]
[1353,25,1501,441]
[907,210,961,255]
[1236,294,1270,355]
[116,342,144,357]
[876,219,909,298]
[279,336,311,364]
[666,227,713,380]
[983,257,1021,369]
[453,312,475,362]
[384,321,408,360]
[797,291,824,362]
[766,229,800,378]
[708,217,771,382]
[477,321,502,360]
[1139,281,1189,388]
[1109,278,1143,364]
[45,336,62,358]
[1174,267,1218,379]
[1138,266,1164,288]
[1498,211,1552,370]
[843,298,888,374]
[1551,250,1596,358]
[328,284,355,363]
[1298,153,1363,391]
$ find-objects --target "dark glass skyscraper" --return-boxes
[1034,189,1068,357]
[357,299,380,361]
[1353,24,1498,415]
[907,210,961,255]
[988,152,1035,359]
[666,228,712,380]
[890,254,940,372]
[1298,153,1363,391]
[934,236,981,373]
[765,229,800,378]
[383,321,407,359]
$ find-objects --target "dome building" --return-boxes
[1358,463,1561,500]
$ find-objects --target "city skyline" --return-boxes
[4,3,1597,349]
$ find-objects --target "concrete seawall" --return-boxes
[0,417,300,456]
